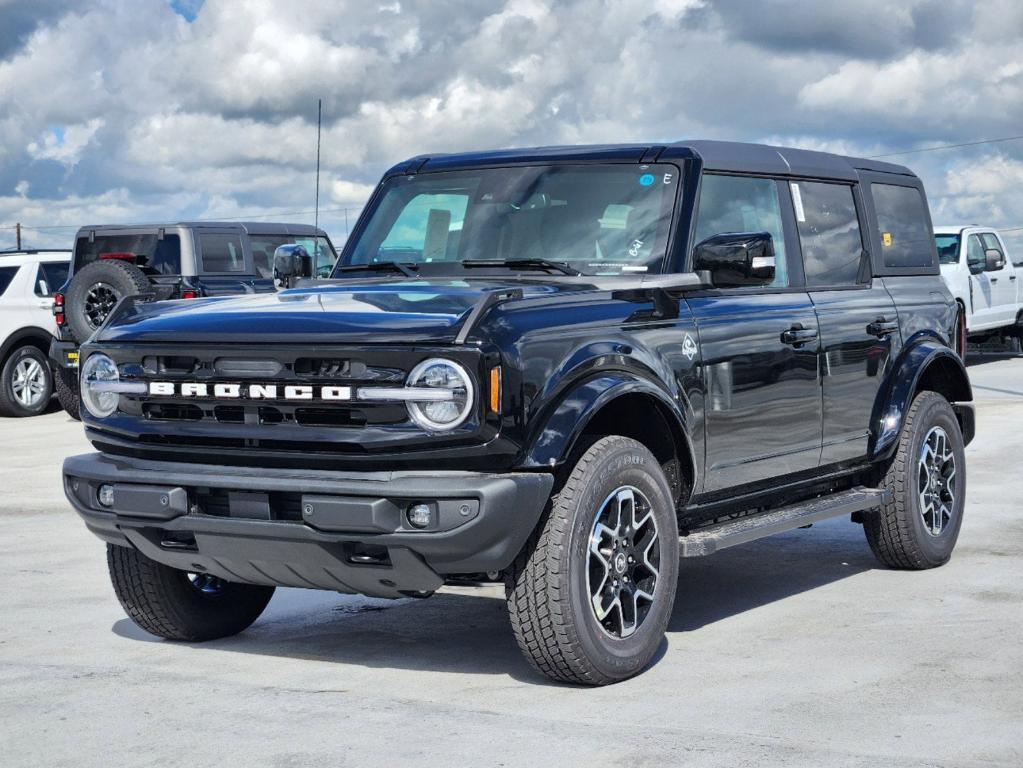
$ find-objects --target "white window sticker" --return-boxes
[790,182,806,223]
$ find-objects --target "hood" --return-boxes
[97,277,578,345]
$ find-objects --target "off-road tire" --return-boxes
[66,260,150,343]
[54,365,81,420]
[107,544,275,641]
[864,391,966,569]
[0,346,53,417]
[506,436,679,685]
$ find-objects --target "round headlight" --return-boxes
[81,353,120,418]
[406,358,474,432]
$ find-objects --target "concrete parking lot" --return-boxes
[1,353,1022,767]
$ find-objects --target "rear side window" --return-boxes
[790,181,863,287]
[934,234,960,264]
[35,262,69,296]
[74,234,181,276]
[0,266,18,296]
[871,184,934,268]
[199,233,246,273]
[693,174,789,287]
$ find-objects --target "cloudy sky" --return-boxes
[1,0,1022,253]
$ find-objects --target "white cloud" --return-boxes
[1,0,1022,252]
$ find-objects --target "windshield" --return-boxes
[934,233,961,265]
[338,164,679,276]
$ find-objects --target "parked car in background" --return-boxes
[934,226,1022,355]
[0,249,70,417]
[49,221,338,417]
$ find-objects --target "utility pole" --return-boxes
[314,99,322,232]
[15,222,21,250]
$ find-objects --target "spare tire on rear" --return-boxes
[65,260,151,343]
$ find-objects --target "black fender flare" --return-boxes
[521,371,697,483]
[0,326,56,365]
[870,338,973,461]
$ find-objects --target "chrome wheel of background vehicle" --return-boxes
[587,486,660,639]
[84,282,120,329]
[11,357,47,408]
[918,426,957,537]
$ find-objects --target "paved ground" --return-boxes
[1,353,1022,767]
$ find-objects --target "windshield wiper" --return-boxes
[337,261,420,278]
[460,258,580,276]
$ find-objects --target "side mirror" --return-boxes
[985,248,1005,271]
[693,232,776,288]
[273,244,313,289]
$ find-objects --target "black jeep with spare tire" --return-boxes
[63,141,973,685]
[49,221,337,417]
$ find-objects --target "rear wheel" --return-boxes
[107,544,275,641]
[54,365,81,419]
[864,391,965,569]
[0,346,53,417]
[506,436,679,685]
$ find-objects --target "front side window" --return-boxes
[35,261,69,296]
[871,183,934,268]
[979,233,1005,270]
[341,164,679,276]
[692,174,788,287]
[200,233,246,273]
[73,234,181,276]
[966,234,986,273]
[249,235,338,278]
[791,181,863,287]
[934,234,960,265]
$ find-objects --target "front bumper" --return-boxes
[64,453,553,599]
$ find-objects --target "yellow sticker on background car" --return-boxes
[882,232,893,247]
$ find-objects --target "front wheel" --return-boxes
[107,544,275,641]
[864,391,966,569]
[506,436,679,685]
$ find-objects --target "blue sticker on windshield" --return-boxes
[638,173,655,187]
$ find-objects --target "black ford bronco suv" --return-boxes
[49,221,337,417]
[63,141,974,685]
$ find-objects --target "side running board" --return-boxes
[680,486,891,557]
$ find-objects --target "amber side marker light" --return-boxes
[489,366,502,414]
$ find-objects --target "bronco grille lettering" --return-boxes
[148,382,353,401]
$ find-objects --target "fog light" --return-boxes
[98,484,115,508]
[406,503,432,529]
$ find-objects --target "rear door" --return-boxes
[790,179,897,465]
[687,173,822,493]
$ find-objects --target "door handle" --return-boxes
[781,325,818,346]
[1011,275,1017,281]
[991,277,999,282]
[867,318,899,337]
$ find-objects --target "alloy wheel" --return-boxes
[84,282,120,329]
[918,426,957,536]
[586,486,660,638]
[11,357,47,408]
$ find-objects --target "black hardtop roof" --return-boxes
[388,139,915,181]
[73,221,330,237]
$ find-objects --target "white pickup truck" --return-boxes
[934,226,1022,355]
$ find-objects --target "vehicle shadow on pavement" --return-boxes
[111,519,877,684]
[669,518,877,632]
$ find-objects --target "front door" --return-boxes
[789,179,898,465]
[965,233,995,329]
[689,173,822,493]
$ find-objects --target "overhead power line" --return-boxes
[869,135,1023,159]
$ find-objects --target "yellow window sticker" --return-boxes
[882,232,893,247]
